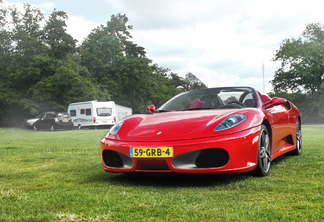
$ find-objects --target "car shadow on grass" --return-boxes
[89,171,255,188]
[86,150,299,188]
[271,151,299,166]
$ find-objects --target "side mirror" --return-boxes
[264,97,287,109]
[147,105,156,113]
[260,95,271,104]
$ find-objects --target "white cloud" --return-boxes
[38,2,55,14]
[65,15,100,44]
[105,0,249,30]
[115,0,324,93]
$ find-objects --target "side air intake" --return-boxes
[195,148,229,168]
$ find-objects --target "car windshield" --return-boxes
[157,87,258,112]
[35,113,46,118]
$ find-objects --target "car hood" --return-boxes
[107,109,264,142]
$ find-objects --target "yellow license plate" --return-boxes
[63,120,68,122]
[130,147,173,158]
[102,121,107,123]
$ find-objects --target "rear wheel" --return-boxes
[50,124,56,132]
[291,119,302,155]
[254,125,271,177]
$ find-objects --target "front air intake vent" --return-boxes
[102,150,123,167]
[195,148,229,168]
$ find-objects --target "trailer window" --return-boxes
[70,110,76,117]
[86,109,91,116]
[80,109,85,115]
[97,108,112,116]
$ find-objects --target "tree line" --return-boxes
[1,1,323,126]
[0,2,206,126]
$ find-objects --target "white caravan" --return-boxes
[68,101,132,129]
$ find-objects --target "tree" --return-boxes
[6,3,46,91]
[30,64,110,111]
[271,23,324,95]
[181,72,207,91]
[42,9,77,60]
[80,28,123,81]
[0,4,108,126]
[1,3,47,122]
[271,22,324,123]
[80,14,157,113]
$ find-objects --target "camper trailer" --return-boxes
[68,101,132,129]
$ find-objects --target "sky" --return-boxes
[3,0,324,94]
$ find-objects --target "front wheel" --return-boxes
[33,124,39,131]
[254,125,271,177]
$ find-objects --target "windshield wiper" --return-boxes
[185,107,202,111]
[185,107,214,111]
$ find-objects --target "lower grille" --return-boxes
[195,148,229,168]
[137,159,170,170]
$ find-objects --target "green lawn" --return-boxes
[0,127,323,221]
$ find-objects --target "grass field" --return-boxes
[0,126,323,221]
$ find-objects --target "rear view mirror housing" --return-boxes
[147,105,156,113]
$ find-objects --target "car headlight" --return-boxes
[109,120,124,135]
[214,114,247,131]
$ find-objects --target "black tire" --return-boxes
[291,119,302,156]
[50,124,56,132]
[33,124,39,131]
[254,125,271,177]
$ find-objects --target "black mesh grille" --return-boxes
[102,150,123,167]
[195,148,229,168]
[137,159,170,170]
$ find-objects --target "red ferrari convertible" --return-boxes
[101,87,302,176]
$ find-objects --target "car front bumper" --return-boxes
[101,126,261,174]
